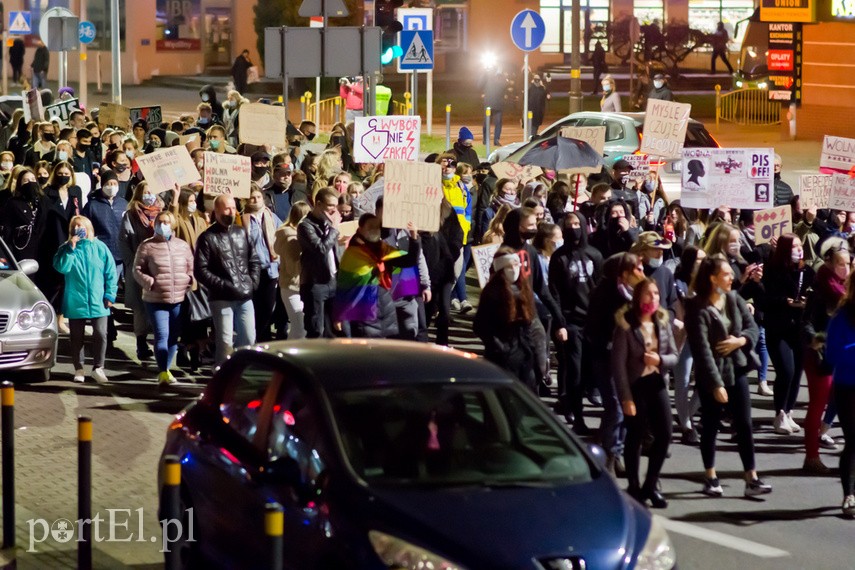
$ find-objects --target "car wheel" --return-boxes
[161,485,204,569]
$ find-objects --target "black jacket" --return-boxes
[297,212,340,286]
[422,214,463,287]
[644,262,678,322]
[549,213,603,327]
[584,254,632,360]
[32,46,49,73]
[759,262,813,331]
[447,142,479,169]
[773,176,794,207]
[194,223,261,302]
[648,86,674,101]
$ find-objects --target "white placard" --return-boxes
[798,174,832,209]
[353,116,421,163]
[640,99,692,158]
[679,148,775,209]
[829,173,855,211]
[820,135,855,173]
[472,243,500,289]
[755,206,793,245]
[382,160,442,232]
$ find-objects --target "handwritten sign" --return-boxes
[491,161,543,184]
[354,116,421,163]
[799,174,832,209]
[179,133,201,151]
[830,173,855,211]
[680,148,774,209]
[203,152,251,198]
[560,126,606,157]
[383,160,442,232]
[640,99,692,158]
[135,146,201,195]
[239,103,287,147]
[98,102,130,129]
[755,206,792,245]
[44,98,82,126]
[820,135,855,174]
[130,106,162,131]
[472,243,500,288]
[23,89,43,123]
[353,178,385,216]
[621,154,650,183]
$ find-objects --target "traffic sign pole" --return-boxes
[510,10,545,140]
[523,52,529,141]
[79,9,89,110]
[110,0,121,103]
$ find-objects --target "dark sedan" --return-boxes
[159,340,676,569]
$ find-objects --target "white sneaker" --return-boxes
[459,300,474,314]
[757,381,773,396]
[819,433,839,450]
[91,367,108,384]
[773,410,792,435]
[451,299,461,311]
[843,495,855,517]
[786,411,801,433]
[73,369,85,383]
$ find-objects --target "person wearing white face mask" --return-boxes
[648,72,674,102]
[474,247,538,390]
[0,151,13,173]
[600,75,622,112]
[632,231,680,325]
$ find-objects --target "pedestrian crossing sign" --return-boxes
[8,12,32,35]
[399,30,433,71]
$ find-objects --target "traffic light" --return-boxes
[376,0,404,65]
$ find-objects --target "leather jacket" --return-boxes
[194,222,261,302]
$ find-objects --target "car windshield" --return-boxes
[0,239,17,271]
[330,383,593,488]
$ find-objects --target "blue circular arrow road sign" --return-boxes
[510,10,546,52]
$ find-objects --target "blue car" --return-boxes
[159,340,676,569]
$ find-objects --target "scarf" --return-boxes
[816,263,846,304]
[250,209,278,260]
[134,201,161,236]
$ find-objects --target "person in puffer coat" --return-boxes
[53,215,118,385]
[133,211,194,388]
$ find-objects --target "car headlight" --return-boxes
[635,516,676,570]
[369,530,465,570]
[17,302,53,330]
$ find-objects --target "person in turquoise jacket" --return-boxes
[53,215,118,384]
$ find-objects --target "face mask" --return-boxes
[442,172,454,180]
[198,117,210,126]
[305,133,316,141]
[544,171,556,180]
[113,164,129,173]
[142,194,156,206]
[74,226,87,240]
[150,139,161,149]
[520,229,537,241]
[640,302,658,316]
[252,165,268,178]
[43,133,56,143]
[643,180,656,193]
[462,140,473,148]
[187,202,197,214]
[727,242,740,257]
[653,80,664,89]
[124,150,135,160]
[647,256,663,268]
[19,181,39,199]
[154,223,172,240]
[103,184,119,197]
[567,227,583,244]
[791,250,803,263]
[37,176,49,186]
[57,151,69,162]
[208,139,220,150]
[502,265,521,283]
[220,214,235,227]
[460,175,473,184]
[602,83,611,93]
[55,174,71,186]
[553,239,564,250]
[835,265,849,280]
[0,162,12,171]
[201,94,210,102]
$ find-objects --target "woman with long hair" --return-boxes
[274,201,312,340]
[613,278,678,508]
[482,203,514,245]
[686,255,771,497]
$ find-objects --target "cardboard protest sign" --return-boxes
[239,103,287,146]
[680,148,774,209]
[179,133,201,151]
[354,116,421,163]
[829,173,855,211]
[491,161,543,184]
[353,178,385,216]
[44,98,82,127]
[621,154,650,184]
[338,220,359,238]
[640,99,692,158]
[135,146,201,195]
[472,243,500,288]
[799,174,832,209]
[130,106,163,131]
[98,102,131,129]
[203,152,251,198]
[820,135,855,174]
[23,89,43,123]
[560,125,606,157]
[755,206,792,245]
[383,160,442,232]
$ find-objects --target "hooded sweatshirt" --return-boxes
[548,212,604,327]
[199,85,224,123]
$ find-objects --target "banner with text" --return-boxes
[820,135,855,174]
[354,116,421,163]
[755,206,793,245]
[472,243,500,289]
[830,174,855,211]
[239,103,287,147]
[203,152,252,198]
[491,161,543,185]
[799,174,832,209]
[383,160,442,232]
[130,106,163,131]
[135,147,201,195]
[98,102,131,129]
[621,154,651,184]
[680,148,775,209]
[23,89,43,123]
[44,99,82,127]
[559,125,606,157]
[640,99,692,158]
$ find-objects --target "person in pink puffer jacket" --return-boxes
[133,211,195,388]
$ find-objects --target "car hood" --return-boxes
[366,474,644,569]
[0,271,46,309]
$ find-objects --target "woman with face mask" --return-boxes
[132,211,194,389]
[473,247,537,390]
[333,214,421,338]
[143,128,166,154]
[600,74,622,112]
[119,181,163,361]
[105,149,137,201]
[687,255,770,498]
[0,168,49,264]
[240,187,283,343]
[53,215,118,384]
[491,178,520,212]
[613,278,678,508]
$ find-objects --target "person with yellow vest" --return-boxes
[438,153,475,313]
[375,83,392,116]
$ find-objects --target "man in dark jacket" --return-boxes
[10,38,24,85]
[31,39,49,89]
[298,187,342,338]
[446,127,479,168]
[231,49,252,95]
[773,153,794,207]
[198,85,224,124]
[479,68,508,146]
[632,231,679,322]
[528,74,550,136]
[648,73,675,102]
[195,195,262,364]
[549,211,603,432]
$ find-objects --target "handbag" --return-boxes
[185,284,211,323]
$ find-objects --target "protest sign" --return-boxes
[755,206,792,245]
[680,148,774,209]
[338,221,359,239]
[23,89,43,123]
[354,116,421,163]
[203,152,252,198]
[44,98,82,126]
[130,106,163,131]
[353,178,385,216]
[559,125,606,156]
[829,173,855,211]
[135,146,201,195]
[74,172,91,204]
[491,161,543,185]
[621,154,650,184]
[179,133,201,151]
[640,99,692,158]
[383,160,442,232]
[820,135,855,174]
[799,174,832,209]
[472,243,500,289]
[98,102,131,129]
[239,103,287,146]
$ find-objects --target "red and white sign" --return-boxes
[768,50,793,71]
[156,39,201,51]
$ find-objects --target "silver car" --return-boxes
[0,238,58,381]
[490,111,720,200]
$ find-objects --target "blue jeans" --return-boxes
[211,299,256,365]
[674,343,700,431]
[757,325,769,382]
[453,244,472,302]
[595,356,625,456]
[145,303,182,372]
[33,70,47,89]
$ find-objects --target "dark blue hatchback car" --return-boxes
[159,340,676,569]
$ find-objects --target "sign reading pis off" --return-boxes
[755,205,792,245]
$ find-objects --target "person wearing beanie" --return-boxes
[446,126,479,169]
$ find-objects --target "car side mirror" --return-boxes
[587,443,607,470]
[18,259,39,276]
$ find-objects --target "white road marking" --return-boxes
[655,515,790,558]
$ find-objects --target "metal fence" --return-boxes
[307,97,345,131]
[715,85,783,129]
